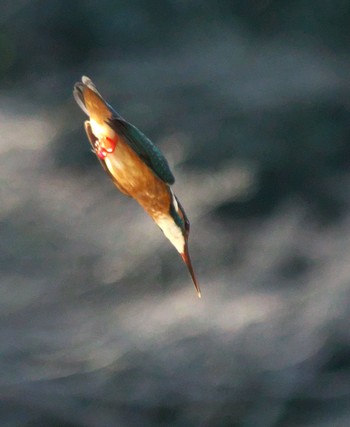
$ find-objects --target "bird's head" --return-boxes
[156,192,201,298]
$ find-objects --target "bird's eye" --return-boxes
[184,217,190,236]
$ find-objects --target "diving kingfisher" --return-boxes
[73,76,201,298]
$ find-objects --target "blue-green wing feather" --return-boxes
[107,117,175,185]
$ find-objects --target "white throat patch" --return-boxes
[156,216,185,254]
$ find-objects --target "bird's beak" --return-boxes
[181,244,201,298]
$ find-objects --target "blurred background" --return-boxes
[1,0,350,426]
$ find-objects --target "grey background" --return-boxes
[1,1,350,425]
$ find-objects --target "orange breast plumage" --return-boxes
[103,136,172,218]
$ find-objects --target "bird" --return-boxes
[73,76,201,298]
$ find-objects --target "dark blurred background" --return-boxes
[1,1,350,426]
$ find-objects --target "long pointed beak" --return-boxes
[181,244,201,298]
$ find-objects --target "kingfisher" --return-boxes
[73,76,201,298]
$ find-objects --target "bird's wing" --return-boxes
[106,117,175,185]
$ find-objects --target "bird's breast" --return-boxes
[104,137,172,217]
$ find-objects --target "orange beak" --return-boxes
[181,244,201,298]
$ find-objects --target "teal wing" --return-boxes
[107,117,175,185]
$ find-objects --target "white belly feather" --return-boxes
[90,119,116,140]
